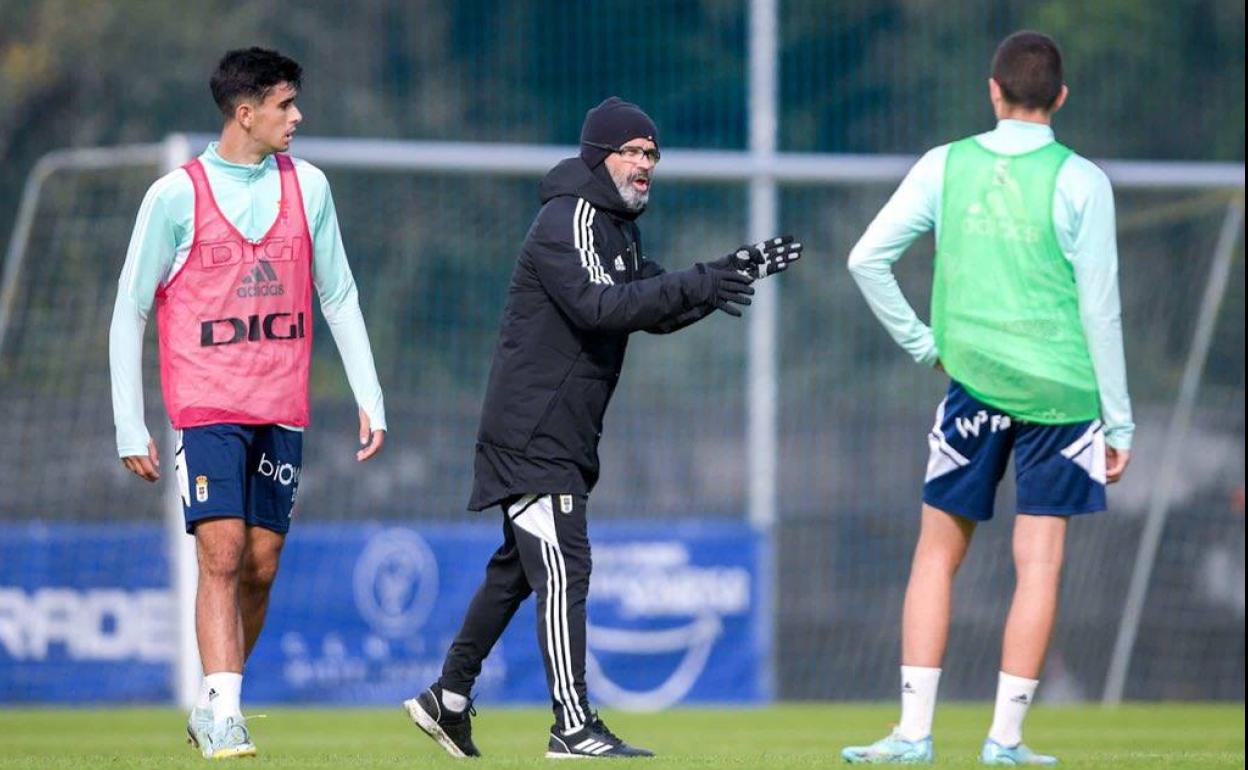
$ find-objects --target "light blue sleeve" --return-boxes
[1058,158,1135,449]
[846,145,947,367]
[109,172,186,457]
[109,297,152,457]
[297,161,388,432]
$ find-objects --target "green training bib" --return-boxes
[933,137,1099,424]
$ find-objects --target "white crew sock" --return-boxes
[897,665,942,741]
[205,672,244,731]
[441,687,468,713]
[195,677,212,711]
[988,671,1039,747]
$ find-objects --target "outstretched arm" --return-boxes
[642,235,804,334]
[527,200,753,333]
[633,258,715,334]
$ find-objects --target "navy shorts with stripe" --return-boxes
[923,381,1106,521]
[174,424,303,534]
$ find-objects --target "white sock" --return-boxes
[897,665,941,741]
[195,678,212,711]
[988,671,1039,747]
[205,672,244,730]
[440,688,468,713]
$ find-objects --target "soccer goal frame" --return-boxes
[4,0,1244,704]
[2,132,1240,708]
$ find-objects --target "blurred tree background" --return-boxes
[1,0,1242,251]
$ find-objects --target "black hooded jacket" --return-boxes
[468,158,717,510]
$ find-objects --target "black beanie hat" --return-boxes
[579,97,659,169]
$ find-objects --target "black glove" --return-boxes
[709,235,804,279]
[690,263,755,317]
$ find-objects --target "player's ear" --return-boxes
[988,78,1003,104]
[234,100,254,130]
[1050,84,1069,114]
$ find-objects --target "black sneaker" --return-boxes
[545,714,654,759]
[402,684,481,758]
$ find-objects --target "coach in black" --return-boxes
[404,97,803,760]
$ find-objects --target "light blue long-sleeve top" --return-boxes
[847,119,1134,449]
[109,142,386,457]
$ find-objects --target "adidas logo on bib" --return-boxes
[236,259,285,297]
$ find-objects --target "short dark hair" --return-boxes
[210,47,302,118]
[991,31,1063,110]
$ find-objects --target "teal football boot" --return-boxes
[842,731,934,764]
[199,715,257,760]
[981,738,1058,766]
[186,706,212,752]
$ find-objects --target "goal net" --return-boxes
[0,136,1241,706]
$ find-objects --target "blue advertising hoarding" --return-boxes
[0,520,770,707]
[0,524,173,702]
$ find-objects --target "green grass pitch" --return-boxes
[1,703,1241,768]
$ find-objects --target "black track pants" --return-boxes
[439,493,592,732]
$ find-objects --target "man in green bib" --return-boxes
[842,31,1133,766]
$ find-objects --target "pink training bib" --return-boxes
[156,154,313,429]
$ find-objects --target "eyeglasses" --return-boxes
[585,141,661,165]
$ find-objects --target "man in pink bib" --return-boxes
[108,48,387,759]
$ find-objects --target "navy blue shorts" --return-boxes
[923,381,1106,522]
[173,424,303,534]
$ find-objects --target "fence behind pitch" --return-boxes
[0,144,1241,704]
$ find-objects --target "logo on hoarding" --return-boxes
[352,528,439,638]
[585,541,751,711]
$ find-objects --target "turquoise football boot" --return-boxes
[186,706,213,751]
[199,715,257,760]
[842,731,934,764]
[981,738,1058,766]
